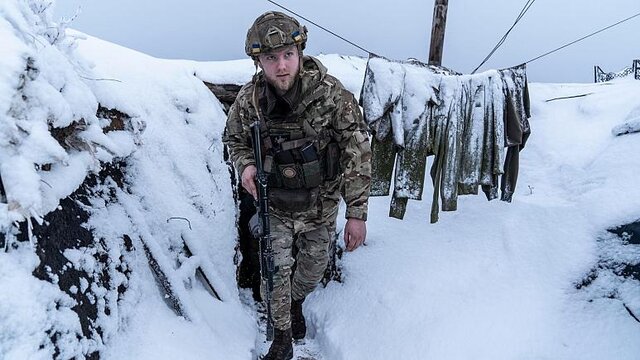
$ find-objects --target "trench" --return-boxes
[208,81,342,359]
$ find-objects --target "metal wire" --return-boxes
[524,11,640,65]
[266,0,376,56]
[471,0,537,74]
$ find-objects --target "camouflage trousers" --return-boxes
[265,211,337,331]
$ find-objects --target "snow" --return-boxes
[0,247,84,359]
[1,1,639,359]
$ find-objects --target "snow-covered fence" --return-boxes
[594,59,640,82]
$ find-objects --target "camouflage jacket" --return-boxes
[223,56,371,221]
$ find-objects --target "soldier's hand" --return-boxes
[344,218,366,252]
[241,165,258,200]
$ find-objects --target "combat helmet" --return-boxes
[245,11,308,58]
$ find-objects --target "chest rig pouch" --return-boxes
[261,120,323,213]
[252,74,341,213]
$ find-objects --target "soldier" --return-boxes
[223,11,372,360]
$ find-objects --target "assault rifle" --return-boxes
[249,120,276,341]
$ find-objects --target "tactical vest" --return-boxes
[257,86,340,212]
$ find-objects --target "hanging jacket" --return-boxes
[361,55,530,222]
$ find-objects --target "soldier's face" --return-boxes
[258,46,300,95]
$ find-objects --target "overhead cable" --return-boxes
[471,0,537,74]
[523,11,640,65]
[265,0,376,56]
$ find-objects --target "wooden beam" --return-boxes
[428,0,449,66]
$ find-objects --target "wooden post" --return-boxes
[428,0,449,66]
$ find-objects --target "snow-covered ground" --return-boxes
[1,1,639,359]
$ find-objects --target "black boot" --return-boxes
[291,298,306,340]
[262,328,293,360]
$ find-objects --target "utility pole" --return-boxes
[428,0,448,66]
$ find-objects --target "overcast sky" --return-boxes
[54,0,639,83]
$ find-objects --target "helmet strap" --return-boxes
[297,45,304,76]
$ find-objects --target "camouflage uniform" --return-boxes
[223,56,371,330]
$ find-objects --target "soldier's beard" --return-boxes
[266,66,300,95]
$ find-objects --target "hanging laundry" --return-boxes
[360,55,531,223]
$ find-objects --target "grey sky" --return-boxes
[54,0,639,83]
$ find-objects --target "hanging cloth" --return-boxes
[360,55,531,223]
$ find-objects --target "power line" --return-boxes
[471,0,537,74]
[265,0,376,56]
[523,11,640,65]
[265,0,640,72]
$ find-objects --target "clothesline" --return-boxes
[265,0,640,74]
